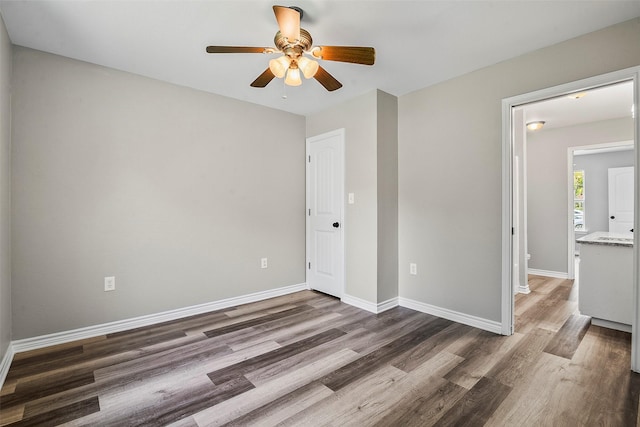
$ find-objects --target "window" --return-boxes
[574,170,585,231]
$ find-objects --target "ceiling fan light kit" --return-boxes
[206,5,375,92]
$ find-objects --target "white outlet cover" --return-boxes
[104,276,115,291]
[261,258,268,268]
[348,193,355,204]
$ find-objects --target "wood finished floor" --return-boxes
[1,275,640,426]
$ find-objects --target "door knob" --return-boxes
[332,222,340,228]
[610,216,615,219]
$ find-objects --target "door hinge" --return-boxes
[308,208,311,216]
[512,227,515,235]
[308,262,311,269]
[308,155,311,163]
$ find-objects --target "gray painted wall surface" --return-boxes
[574,149,634,233]
[376,91,398,302]
[527,118,633,273]
[11,48,306,339]
[306,91,378,303]
[399,19,640,322]
[0,14,12,358]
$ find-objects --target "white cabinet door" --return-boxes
[608,166,634,233]
[306,130,344,298]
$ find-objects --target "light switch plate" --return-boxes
[348,193,355,204]
[104,276,115,291]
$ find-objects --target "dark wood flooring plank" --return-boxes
[0,370,94,411]
[444,330,523,389]
[433,376,512,427]
[221,381,333,427]
[485,327,554,387]
[7,396,99,427]
[543,313,591,359]
[207,328,345,385]
[372,379,466,427]
[203,305,313,338]
[320,316,452,392]
[391,320,468,373]
[97,376,254,427]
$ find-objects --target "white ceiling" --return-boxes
[0,1,639,116]
[523,80,635,131]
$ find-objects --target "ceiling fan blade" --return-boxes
[312,46,375,65]
[206,46,271,54]
[314,66,342,91]
[250,68,276,88]
[273,5,300,42]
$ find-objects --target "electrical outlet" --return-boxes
[261,258,268,269]
[104,276,115,292]
[348,193,355,204]
[409,263,417,275]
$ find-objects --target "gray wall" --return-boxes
[306,90,379,303]
[575,149,634,233]
[306,89,399,304]
[527,118,633,273]
[0,13,12,358]
[399,18,640,322]
[376,91,398,302]
[11,47,306,339]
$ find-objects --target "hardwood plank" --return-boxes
[319,316,451,391]
[207,328,346,385]
[444,330,523,389]
[193,348,359,427]
[203,305,314,338]
[7,396,99,427]
[221,381,333,427]
[371,379,466,427]
[485,351,576,426]
[433,376,512,426]
[543,313,591,359]
[485,327,553,387]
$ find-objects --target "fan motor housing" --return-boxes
[274,28,312,54]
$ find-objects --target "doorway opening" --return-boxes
[501,67,640,371]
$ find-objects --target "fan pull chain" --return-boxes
[282,78,288,99]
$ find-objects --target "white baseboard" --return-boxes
[518,285,531,294]
[591,318,632,333]
[398,297,502,334]
[341,294,399,314]
[0,343,15,389]
[10,282,309,355]
[527,269,568,279]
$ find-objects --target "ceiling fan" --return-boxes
[206,5,375,91]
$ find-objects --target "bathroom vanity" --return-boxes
[577,231,633,332]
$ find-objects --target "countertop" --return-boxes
[576,231,634,247]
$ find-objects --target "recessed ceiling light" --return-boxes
[526,121,545,131]
[567,92,587,99]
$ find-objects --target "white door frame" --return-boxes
[306,128,346,297]
[567,140,634,278]
[501,66,640,371]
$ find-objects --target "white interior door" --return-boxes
[306,129,344,297]
[608,166,634,233]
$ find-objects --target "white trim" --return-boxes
[592,318,632,333]
[0,343,15,388]
[518,284,531,294]
[399,297,502,334]
[527,269,568,279]
[341,294,398,314]
[10,282,309,355]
